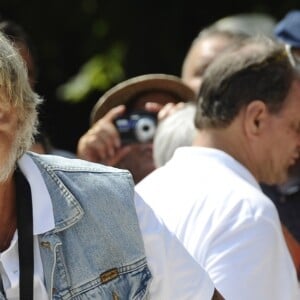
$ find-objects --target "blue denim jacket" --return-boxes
[21,153,151,300]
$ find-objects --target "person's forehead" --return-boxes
[130,91,180,109]
[191,35,232,60]
[184,35,233,76]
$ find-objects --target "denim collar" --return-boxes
[26,152,84,233]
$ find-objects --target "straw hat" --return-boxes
[90,74,195,124]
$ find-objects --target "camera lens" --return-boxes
[135,117,156,143]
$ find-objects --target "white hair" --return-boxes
[153,103,197,167]
[0,33,42,181]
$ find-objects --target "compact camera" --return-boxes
[114,111,158,144]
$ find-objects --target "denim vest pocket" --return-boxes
[53,257,151,300]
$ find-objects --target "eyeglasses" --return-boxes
[285,44,300,71]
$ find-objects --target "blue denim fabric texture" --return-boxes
[27,152,152,300]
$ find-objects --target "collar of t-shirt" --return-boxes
[0,153,55,299]
[172,147,261,190]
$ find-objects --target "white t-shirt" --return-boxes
[136,147,300,300]
[0,153,214,300]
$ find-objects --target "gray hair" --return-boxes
[212,13,276,38]
[153,103,197,167]
[0,32,42,162]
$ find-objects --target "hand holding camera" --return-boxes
[77,105,158,166]
[114,110,158,145]
[77,105,127,165]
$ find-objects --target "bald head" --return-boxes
[181,29,248,95]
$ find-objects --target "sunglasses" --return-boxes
[285,44,300,71]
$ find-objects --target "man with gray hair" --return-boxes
[137,36,300,299]
[0,33,222,299]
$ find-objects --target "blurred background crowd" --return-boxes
[0,0,297,153]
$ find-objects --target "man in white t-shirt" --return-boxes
[136,36,300,299]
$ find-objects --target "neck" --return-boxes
[0,173,17,252]
[193,123,258,179]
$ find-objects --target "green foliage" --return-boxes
[57,43,126,103]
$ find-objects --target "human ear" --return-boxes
[243,100,268,137]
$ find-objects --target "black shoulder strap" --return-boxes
[0,278,4,297]
[15,169,34,300]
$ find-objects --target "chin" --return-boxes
[274,173,289,185]
[261,173,287,186]
[133,165,155,184]
[0,163,15,183]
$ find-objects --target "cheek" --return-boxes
[0,108,19,134]
[118,144,153,162]
[282,130,299,149]
[0,134,13,160]
[131,144,153,159]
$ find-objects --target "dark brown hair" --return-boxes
[195,36,296,129]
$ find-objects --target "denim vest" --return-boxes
[2,152,151,300]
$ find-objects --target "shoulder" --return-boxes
[27,151,131,176]
[27,152,135,200]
